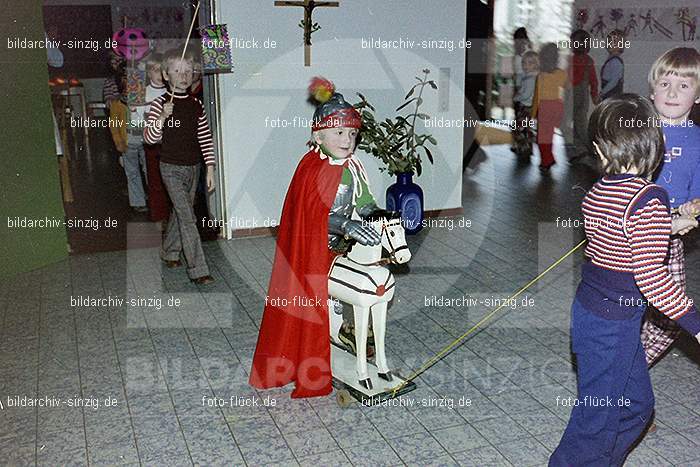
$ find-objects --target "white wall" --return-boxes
[575,1,700,97]
[216,0,467,235]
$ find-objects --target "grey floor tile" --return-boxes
[189,440,244,466]
[38,424,86,452]
[496,437,551,466]
[283,427,339,458]
[468,373,521,397]
[228,412,283,444]
[3,441,36,464]
[137,432,191,465]
[366,405,426,439]
[510,408,567,437]
[624,445,674,466]
[451,445,512,466]
[654,403,700,431]
[388,431,449,463]
[131,409,181,439]
[37,405,84,434]
[487,389,545,415]
[298,449,352,467]
[87,439,140,466]
[534,430,562,451]
[1,407,37,440]
[85,412,134,447]
[644,431,700,465]
[471,415,531,444]
[343,440,404,466]
[680,425,700,446]
[411,404,466,431]
[454,394,507,423]
[129,390,175,416]
[37,444,88,466]
[238,434,296,465]
[421,455,460,466]
[323,411,382,449]
[270,404,326,435]
[431,423,490,454]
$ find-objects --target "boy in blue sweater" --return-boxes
[642,47,700,366]
[549,95,700,467]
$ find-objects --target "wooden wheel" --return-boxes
[336,389,353,408]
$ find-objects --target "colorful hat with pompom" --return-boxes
[308,77,361,131]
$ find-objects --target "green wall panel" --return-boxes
[0,1,69,278]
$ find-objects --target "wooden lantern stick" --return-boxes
[169,0,201,103]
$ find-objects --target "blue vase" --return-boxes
[386,172,424,234]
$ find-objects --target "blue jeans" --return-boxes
[549,298,654,467]
[123,139,147,207]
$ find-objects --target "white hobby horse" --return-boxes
[328,212,411,390]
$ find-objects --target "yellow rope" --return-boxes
[391,238,587,397]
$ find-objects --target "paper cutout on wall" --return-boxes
[575,7,698,41]
[200,24,234,74]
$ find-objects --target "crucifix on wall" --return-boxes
[274,0,339,66]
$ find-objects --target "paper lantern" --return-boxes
[112,28,150,61]
[200,24,234,74]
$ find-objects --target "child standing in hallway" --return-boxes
[532,43,567,172]
[144,49,216,284]
[110,63,148,213]
[567,29,599,163]
[142,53,171,226]
[512,50,539,161]
[600,30,625,101]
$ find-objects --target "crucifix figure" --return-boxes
[274,0,339,66]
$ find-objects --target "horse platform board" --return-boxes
[330,342,416,406]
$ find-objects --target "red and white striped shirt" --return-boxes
[144,92,215,166]
[580,175,699,333]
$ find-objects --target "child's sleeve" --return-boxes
[588,57,599,100]
[687,131,700,201]
[600,58,623,98]
[143,96,164,144]
[196,99,215,166]
[103,77,120,107]
[108,101,127,153]
[531,75,540,118]
[628,187,700,336]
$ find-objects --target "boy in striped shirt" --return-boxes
[144,49,216,284]
[549,95,700,467]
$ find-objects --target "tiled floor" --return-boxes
[2,145,700,466]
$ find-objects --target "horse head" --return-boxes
[364,209,412,264]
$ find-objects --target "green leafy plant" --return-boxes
[354,68,438,177]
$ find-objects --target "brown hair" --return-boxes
[161,48,197,73]
[588,94,664,179]
[648,47,700,92]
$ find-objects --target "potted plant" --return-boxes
[354,69,438,234]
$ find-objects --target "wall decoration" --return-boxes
[575,7,699,42]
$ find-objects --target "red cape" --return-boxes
[249,148,343,398]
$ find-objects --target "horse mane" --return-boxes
[363,209,401,222]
